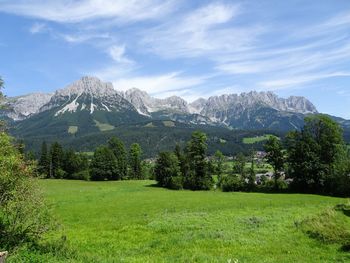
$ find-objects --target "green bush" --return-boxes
[0,132,54,249]
[168,176,183,190]
[71,170,90,181]
[221,175,244,192]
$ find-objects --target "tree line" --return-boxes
[38,138,145,181]
[154,115,350,197]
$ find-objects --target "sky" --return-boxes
[0,0,350,119]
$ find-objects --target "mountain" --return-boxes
[189,91,318,131]
[11,77,147,138]
[2,76,350,147]
[0,93,53,121]
[2,76,349,156]
[122,88,189,115]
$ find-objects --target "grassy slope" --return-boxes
[243,134,276,144]
[14,180,350,262]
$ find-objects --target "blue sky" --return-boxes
[0,0,350,118]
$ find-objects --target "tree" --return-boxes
[38,141,50,177]
[129,143,143,179]
[50,142,64,178]
[108,137,128,179]
[0,77,6,130]
[62,149,89,179]
[90,146,118,181]
[213,150,225,184]
[184,131,213,190]
[246,152,256,191]
[264,136,284,188]
[154,152,182,189]
[0,132,53,248]
[286,115,348,195]
[174,143,189,179]
[233,153,246,176]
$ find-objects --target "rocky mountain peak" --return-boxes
[55,76,116,98]
[1,93,53,121]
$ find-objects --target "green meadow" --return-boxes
[10,180,350,262]
[243,135,276,144]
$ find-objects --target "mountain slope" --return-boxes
[0,93,53,121]
[3,76,350,141]
[12,77,148,137]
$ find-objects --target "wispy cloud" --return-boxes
[108,44,133,64]
[0,0,177,23]
[259,72,350,90]
[141,2,264,59]
[111,72,207,97]
[29,22,47,34]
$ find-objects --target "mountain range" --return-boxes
[1,76,349,156]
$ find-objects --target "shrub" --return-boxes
[168,176,183,190]
[0,133,54,249]
[221,175,244,192]
[71,170,90,181]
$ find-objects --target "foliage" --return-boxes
[154,152,182,189]
[128,143,143,179]
[213,150,225,184]
[0,132,53,249]
[38,141,50,176]
[108,137,128,179]
[221,175,244,192]
[184,131,213,190]
[90,146,118,181]
[286,115,349,195]
[62,150,89,179]
[232,153,246,176]
[264,136,285,187]
[50,142,64,178]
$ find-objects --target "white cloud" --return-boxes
[111,72,207,98]
[259,72,350,90]
[29,22,47,34]
[141,2,262,59]
[60,32,110,43]
[108,44,133,64]
[0,0,176,23]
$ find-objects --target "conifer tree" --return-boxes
[184,131,213,190]
[50,142,64,178]
[129,143,143,179]
[38,141,50,177]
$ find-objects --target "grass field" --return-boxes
[243,134,276,144]
[9,180,350,262]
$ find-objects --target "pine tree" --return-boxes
[39,142,50,177]
[184,131,213,190]
[50,142,64,178]
[129,143,143,179]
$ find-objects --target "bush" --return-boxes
[71,170,90,181]
[0,133,54,249]
[168,176,183,190]
[221,175,244,192]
